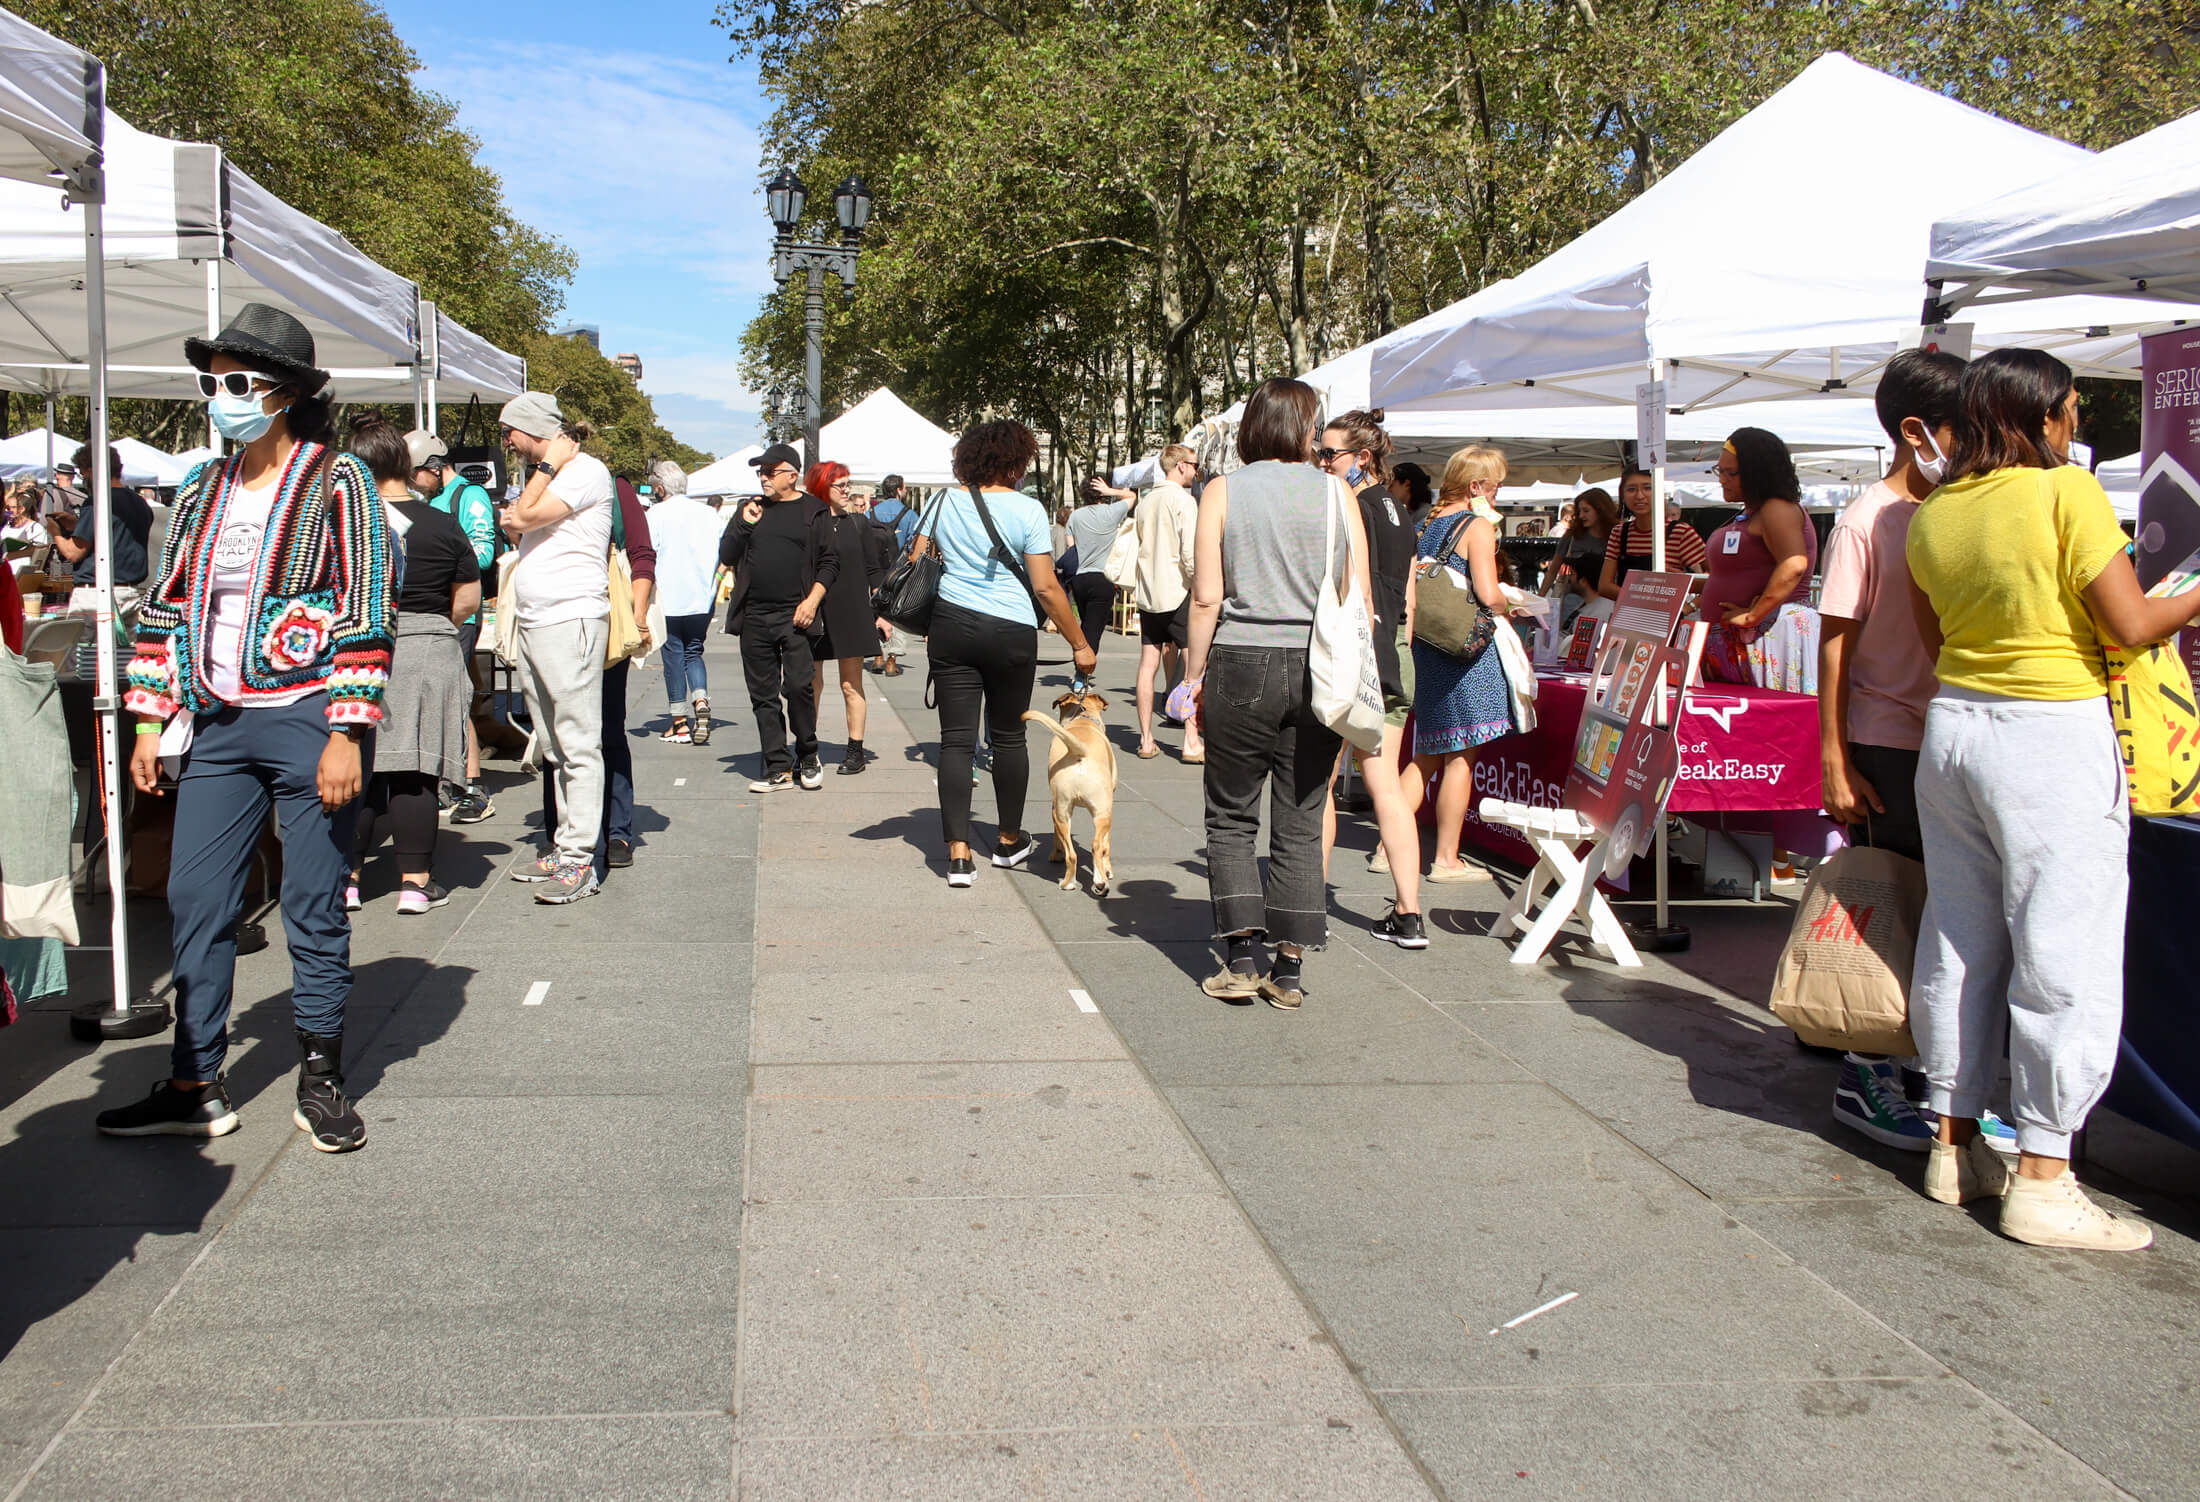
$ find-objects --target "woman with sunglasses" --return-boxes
[804,460,890,774]
[103,304,393,1153]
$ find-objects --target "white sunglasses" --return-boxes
[195,370,277,400]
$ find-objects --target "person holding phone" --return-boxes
[721,443,838,793]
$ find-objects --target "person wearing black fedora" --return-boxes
[721,441,837,792]
[104,302,394,1154]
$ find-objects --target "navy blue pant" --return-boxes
[168,694,368,1081]
[541,657,632,883]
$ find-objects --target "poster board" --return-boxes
[1562,571,1693,875]
[2139,327,2200,681]
[1561,614,1601,670]
[1635,380,1667,470]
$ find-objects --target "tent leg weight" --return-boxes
[70,996,173,1042]
[1627,922,1692,953]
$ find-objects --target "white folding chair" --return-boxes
[1479,798,1641,967]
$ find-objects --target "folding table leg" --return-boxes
[1509,837,1587,965]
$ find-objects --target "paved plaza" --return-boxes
[3,634,2196,1500]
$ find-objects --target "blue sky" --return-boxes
[377,0,773,456]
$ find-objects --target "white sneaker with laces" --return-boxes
[2000,1169,2153,1251]
[1923,1134,2011,1206]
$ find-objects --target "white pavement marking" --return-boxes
[522,980,551,1008]
[1489,1290,1579,1335]
[1069,988,1098,1013]
[675,777,687,786]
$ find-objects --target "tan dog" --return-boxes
[1021,690,1119,896]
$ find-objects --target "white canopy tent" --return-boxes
[687,444,765,498]
[0,5,146,1034]
[819,387,958,485]
[1928,108,2200,313]
[2095,453,2142,523]
[111,435,188,487]
[1368,54,2198,418]
[0,422,71,469]
[0,110,525,413]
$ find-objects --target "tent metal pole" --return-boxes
[205,259,222,453]
[71,186,167,1041]
[43,396,53,468]
[1647,355,1680,946]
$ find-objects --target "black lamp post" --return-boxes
[768,165,872,464]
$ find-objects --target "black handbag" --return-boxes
[872,493,947,632]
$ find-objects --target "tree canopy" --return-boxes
[721,0,2199,492]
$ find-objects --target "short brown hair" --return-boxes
[1160,443,1196,471]
[1237,377,1321,465]
[953,418,1039,488]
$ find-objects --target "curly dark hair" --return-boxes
[953,418,1039,488]
[1724,427,1799,508]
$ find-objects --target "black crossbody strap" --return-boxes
[969,486,1038,607]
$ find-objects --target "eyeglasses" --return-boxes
[829,480,851,490]
[760,465,794,479]
[1314,446,1359,464]
[195,370,276,400]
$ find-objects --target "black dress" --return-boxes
[812,509,882,662]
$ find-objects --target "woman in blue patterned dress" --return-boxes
[1402,446,1515,883]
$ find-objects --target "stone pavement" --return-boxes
[0,629,2195,1500]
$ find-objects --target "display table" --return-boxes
[2113,815,2200,1152]
[1457,672,1828,866]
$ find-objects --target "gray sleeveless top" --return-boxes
[1215,461,1348,649]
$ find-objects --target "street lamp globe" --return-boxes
[765,167,807,235]
[834,175,873,241]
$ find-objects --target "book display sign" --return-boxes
[2141,328,2200,683]
[1563,571,1692,875]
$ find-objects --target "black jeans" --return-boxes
[1202,644,1342,949]
[540,656,634,883]
[929,600,1037,846]
[741,607,818,774]
[1070,571,1115,657]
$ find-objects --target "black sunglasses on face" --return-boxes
[1315,446,1359,464]
[195,370,274,400]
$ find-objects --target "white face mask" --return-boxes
[1914,428,1949,487]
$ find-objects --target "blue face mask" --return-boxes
[208,390,284,443]
[1346,463,1365,486]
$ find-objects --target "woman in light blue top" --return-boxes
[914,419,1094,888]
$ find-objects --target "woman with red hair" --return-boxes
[805,460,889,773]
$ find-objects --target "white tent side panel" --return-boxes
[434,306,524,400]
[687,445,764,497]
[0,6,99,186]
[819,388,958,485]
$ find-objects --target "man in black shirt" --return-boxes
[54,443,154,626]
[721,443,838,792]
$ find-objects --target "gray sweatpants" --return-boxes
[1911,686,2129,1157]
[515,615,609,863]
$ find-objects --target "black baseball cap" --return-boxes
[749,443,802,477]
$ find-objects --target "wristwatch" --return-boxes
[530,460,558,480]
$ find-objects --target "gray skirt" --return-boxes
[377,612,469,781]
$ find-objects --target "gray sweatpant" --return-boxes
[1911,686,2129,1157]
[515,615,609,863]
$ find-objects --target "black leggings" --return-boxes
[353,771,439,872]
[1070,571,1115,658]
[929,600,1038,846]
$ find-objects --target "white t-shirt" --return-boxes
[3,516,47,573]
[510,453,614,627]
[203,469,312,704]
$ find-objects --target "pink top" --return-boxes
[1817,481,1938,751]
[1701,501,1818,623]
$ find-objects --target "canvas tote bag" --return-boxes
[1308,473,1385,753]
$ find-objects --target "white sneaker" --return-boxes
[1366,845,1390,874]
[2000,1170,2153,1251]
[1923,1134,2011,1206]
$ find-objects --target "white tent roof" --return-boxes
[0,424,71,467]
[0,6,97,189]
[430,304,524,400]
[2096,453,2141,523]
[820,387,958,485]
[1929,109,2200,310]
[687,444,764,498]
[112,436,189,487]
[1204,333,1892,481]
[1368,54,2199,415]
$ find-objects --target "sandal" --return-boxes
[1135,743,1161,759]
[1180,749,1205,765]
[661,719,691,743]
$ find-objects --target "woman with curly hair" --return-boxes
[103,304,393,1153]
[919,419,1094,886]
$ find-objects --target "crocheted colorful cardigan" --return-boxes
[124,442,394,728]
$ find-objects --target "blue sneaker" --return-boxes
[1976,1110,2021,1156]
[1833,1054,1935,1152]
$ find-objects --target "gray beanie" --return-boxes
[498,391,564,440]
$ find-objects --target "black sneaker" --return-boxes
[396,879,449,916]
[837,753,867,776]
[294,1080,366,1153]
[798,759,825,791]
[449,788,495,824]
[991,835,1035,869]
[608,838,634,868]
[97,1078,240,1138]
[1372,910,1429,950]
[947,857,976,888]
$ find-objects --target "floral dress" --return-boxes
[1409,510,1515,756]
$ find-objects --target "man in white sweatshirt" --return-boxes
[1128,445,1202,760]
